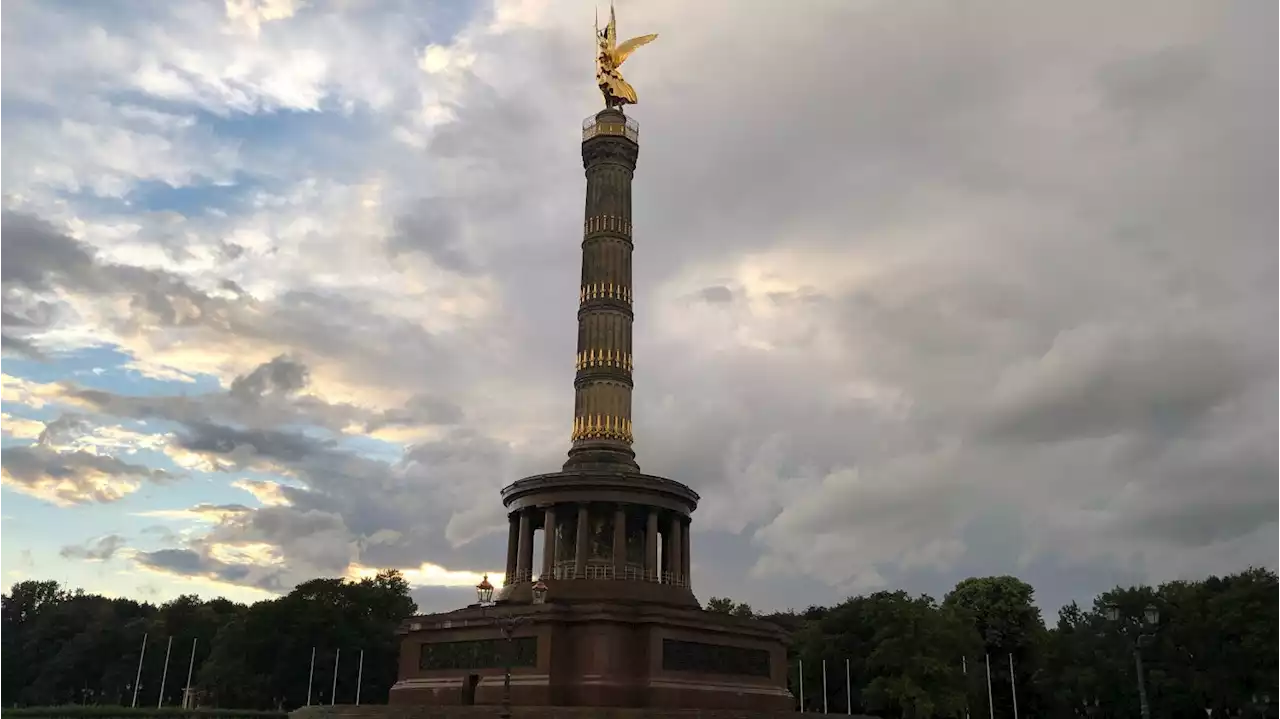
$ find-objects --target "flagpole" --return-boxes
[985,654,995,719]
[845,658,852,715]
[307,647,316,706]
[355,650,365,706]
[156,636,173,708]
[963,656,970,719]
[131,633,148,708]
[799,659,805,713]
[1009,653,1019,719]
[822,659,829,715]
[182,638,197,709]
[331,648,340,706]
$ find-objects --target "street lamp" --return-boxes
[477,575,495,604]
[1104,601,1160,719]
[475,575,549,719]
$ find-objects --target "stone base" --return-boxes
[390,601,792,711]
[295,708,876,719]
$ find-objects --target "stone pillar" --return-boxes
[574,504,590,579]
[645,508,659,580]
[668,514,683,583]
[505,513,519,584]
[612,504,627,577]
[681,518,692,587]
[541,506,557,579]
[516,509,534,581]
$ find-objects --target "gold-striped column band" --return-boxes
[580,283,632,304]
[571,415,635,444]
[575,350,633,372]
[583,215,632,235]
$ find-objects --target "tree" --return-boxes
[705,597,737,614]
[944,576,1047,719]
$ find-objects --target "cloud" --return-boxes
[1,0,1273,613]
[60,534,128,562]
[1,445,175,506]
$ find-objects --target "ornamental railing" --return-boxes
[582,115,640,142]
[504,562,690,589]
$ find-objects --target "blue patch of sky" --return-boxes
[5,345,222,396]
[335,433,408,463]
[125,179,259,217]
[1,401,60,426]
[99,88,388,180]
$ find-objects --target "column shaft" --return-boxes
[505,514,519,584]
[612,505,627,578]
[682,519,692,587]
[541,507,557,579]
[565,111,641,473]
[574,504,590,579]
[645,509,659,580]
[516,510,534,581]
[668,515,683,583]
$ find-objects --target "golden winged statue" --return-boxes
[595,4,657,109]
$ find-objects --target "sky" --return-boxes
[0,0,1275,618]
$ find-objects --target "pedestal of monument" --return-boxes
[389,471,792,711]
[389,595,791,709]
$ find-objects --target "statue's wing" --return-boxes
[612,33,658,67]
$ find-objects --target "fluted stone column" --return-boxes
[574,504,590,579]
[541,507,557,579]
[516,510,534,581]
[612,505,627,577]
[668,515,682,583]
[645,508,659,579]
[505,513,519,583]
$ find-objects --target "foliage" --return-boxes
[1,571,415,711]
[5,568,1275,717]
[774,568,1277,719]
[705,596,759,619]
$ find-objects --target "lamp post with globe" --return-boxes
[476,574,548,719]
[1104,602,1160,719]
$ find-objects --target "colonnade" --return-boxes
[502,503,691,588]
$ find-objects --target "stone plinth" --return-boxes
[389,601,792,711]
[296,708,876,719]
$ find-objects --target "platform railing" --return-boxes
[582,114,640,142]
[504,562,689,588]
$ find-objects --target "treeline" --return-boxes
[708,568,1278,719]
[3,568,1275,717]
[1,571,415,711]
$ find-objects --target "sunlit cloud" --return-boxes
[349,562,503,589]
